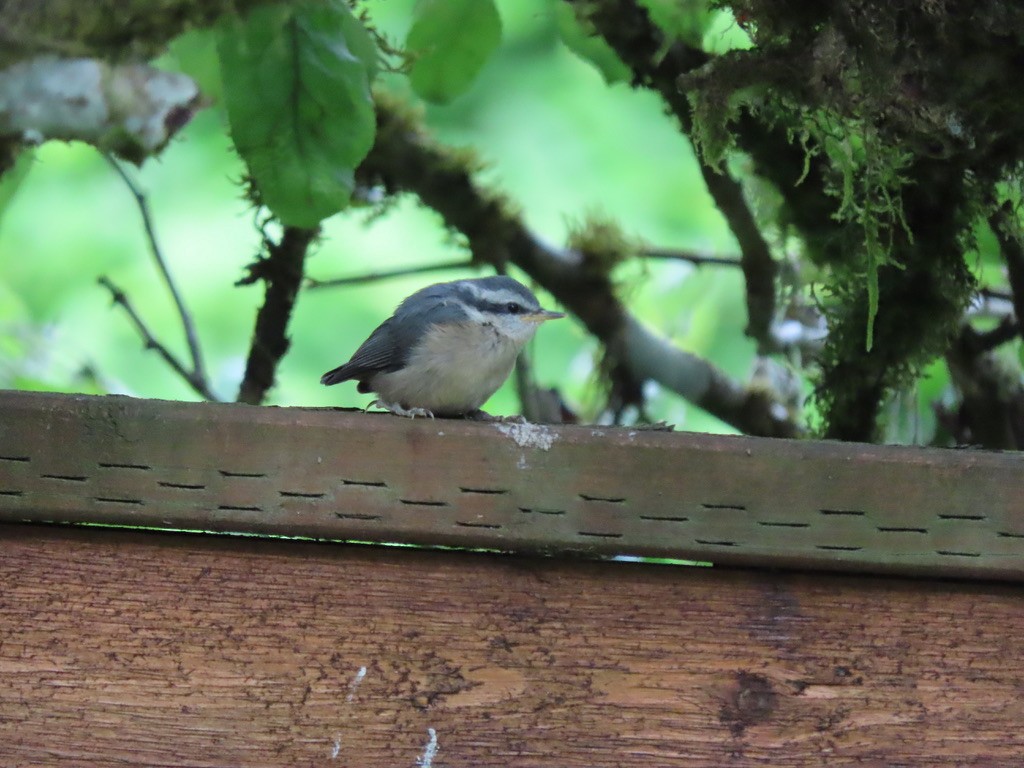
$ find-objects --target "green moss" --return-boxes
[674,0,1024,436]
[565,212,639,275]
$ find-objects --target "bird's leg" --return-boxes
[367,399,435,419]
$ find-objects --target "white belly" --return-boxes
[370,322,525,416]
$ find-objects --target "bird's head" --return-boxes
[449,276,565,345]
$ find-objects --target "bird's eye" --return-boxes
[506,302,522,314]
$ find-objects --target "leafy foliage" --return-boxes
[405,0,502,104]
[5,0,1024,446]
[217,0,378,227]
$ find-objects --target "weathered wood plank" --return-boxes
[0,523,1022,766]
[1,391,1024,579]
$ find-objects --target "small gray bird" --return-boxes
[321,276,564,418]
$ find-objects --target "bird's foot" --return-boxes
[367,399,435,419]
[465,410,526,424]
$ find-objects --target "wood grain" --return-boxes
[2,390,1024,580]
[1,524,1022,767]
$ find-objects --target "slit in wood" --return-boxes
[95,497,143,506]
[579,494,626,503]
[701,503,746,511]
[816,545,862,551]
[695,539,736,547]
[342,479,387,488]
[759,521,810,528]
[577,531,623,539]
[279,490,326,499]
[335,513,382,521]
[877,526,927,534]
[519,507,565,516]
[399,499,449,508]
[41,474,88,482]
[998,531,1024,539]
[938,514,986,521]
[98,462,151,470]
[218,504,262,512]
[0,490,24,497]
[455,521,503,530]
[639,515,688,523]
[158,481,206,490]
[936,550,981,558]
[459,487,509,495]
[820,509,866,516]
[0,456,30,463]
[219,470,266,478]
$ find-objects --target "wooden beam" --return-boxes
[1,390,1024,579]
[1,523,1022,766]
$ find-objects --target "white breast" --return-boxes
[370,322,529,416]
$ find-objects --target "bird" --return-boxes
[321,276,565,419]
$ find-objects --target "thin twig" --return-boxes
[105,154,208,383]
[641,248,742,267]
[980,286,1013,303]
[305,258,472,289]
[97,276,218,401]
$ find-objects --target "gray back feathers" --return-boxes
[320,276,541,386]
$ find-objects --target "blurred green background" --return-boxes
[2,0,794,433]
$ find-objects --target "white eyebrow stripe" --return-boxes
[474,288,538,307]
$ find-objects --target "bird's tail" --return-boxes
[320,365,353,386]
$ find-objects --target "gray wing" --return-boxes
[320,291,468,386]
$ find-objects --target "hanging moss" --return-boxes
[676,0,1024,437]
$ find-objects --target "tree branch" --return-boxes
[989,202,1024,339]
[97,276,217,401]
[1,59,200,163]
[359,96,798,437]
[944,322,1024,450]
[106,155,208,382]
[640,248,741,267]
[568,0,778,350]
[0,0,282,64]
[307,250,742,293]
[305,258,471,290]
[236,225,318,405]
[102,157,217,400]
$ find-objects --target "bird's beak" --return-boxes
[525,309,566,323]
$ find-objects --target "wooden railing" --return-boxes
[1,390,1022,765]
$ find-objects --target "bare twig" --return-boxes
[307,250,740,293]
[305,258,472,289]
[105,155,207,382]
[236,225,318,405]
[980,286,1013,303]
[641,248,741,267]
[97,276,218,401]
[359,96,798,437]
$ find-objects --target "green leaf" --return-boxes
[554,5,630,85]
[406,0,502,104]
[217,0,378,227]
[160,28,224,102]
[0,148,35,222]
